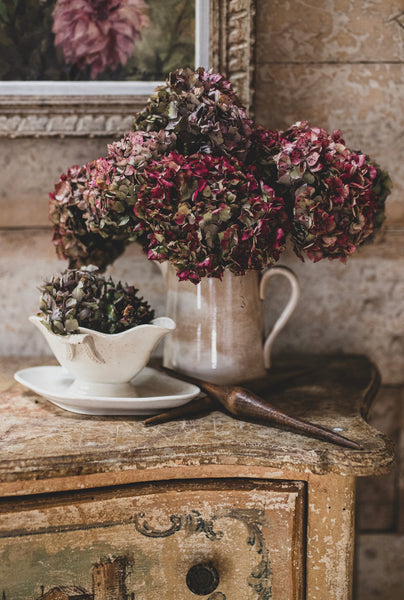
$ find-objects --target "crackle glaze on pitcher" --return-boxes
[160,265,300,384]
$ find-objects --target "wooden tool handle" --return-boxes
[144,395,216,426]
[158,367,362,450]
[214,385,363,450]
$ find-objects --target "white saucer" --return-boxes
[14,366,200,416]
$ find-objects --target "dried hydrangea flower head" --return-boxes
[85,131,177,240]
[251,121,392,263]
[133,152,289,283]
[107,130,176,165]
[246,126,284,183]
[133,67,254,160]
[49,131,176,269]
[49,164,128,270]
[52,0,150,78]
[277,121,391,262]
[367,163,392,232]
[49,70,391,282]
[39,265,155,335]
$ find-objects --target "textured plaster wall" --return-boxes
[255,0,404,223]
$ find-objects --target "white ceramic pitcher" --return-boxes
[159,265,300,384]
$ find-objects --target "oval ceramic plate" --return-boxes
[14,366,200,416]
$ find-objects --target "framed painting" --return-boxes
[0,0,255,137]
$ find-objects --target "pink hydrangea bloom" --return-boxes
[256,121,383,263]
[133,67,254,160]
[52,0,150,78]
[49,163,129,269]
[133,152,289,282]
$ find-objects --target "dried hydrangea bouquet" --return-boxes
[49,68,391,383]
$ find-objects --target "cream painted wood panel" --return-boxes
[0,479,305,600]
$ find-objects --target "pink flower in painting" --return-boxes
[52,0,150,78]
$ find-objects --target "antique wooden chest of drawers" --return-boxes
[0,355,393,600]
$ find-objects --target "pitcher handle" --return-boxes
[260,266,300,369]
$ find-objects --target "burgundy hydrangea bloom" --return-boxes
[52,0,150,78]
[49,71,390,278]
[273,121,386,262]
[49,163,128,269]
[49,130,176,269]
[246,126,283,183]
[84,157,131,239]
[85,130,176,238]
[133,67,254,160]
[107,129,176,166]
[133,152,289,283]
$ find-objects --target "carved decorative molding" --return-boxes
[0,96,146,138]
[0,0,256,138]
[210,0,256,115]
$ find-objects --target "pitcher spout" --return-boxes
[156,260,170,285]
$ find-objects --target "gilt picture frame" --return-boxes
[0,0,255,138]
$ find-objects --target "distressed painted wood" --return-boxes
[0,354,393,498]
[0,353,394,600]
[0,479,305,600]
[306,474,356,600]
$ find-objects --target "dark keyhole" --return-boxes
[186,563,219,595]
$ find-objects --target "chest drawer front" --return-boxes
[0,479,305,600]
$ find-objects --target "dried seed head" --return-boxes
[39,266,155,335]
